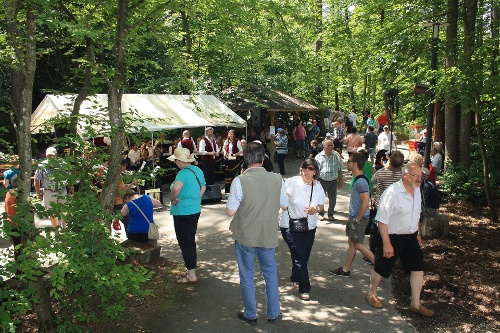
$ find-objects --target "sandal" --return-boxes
[176,275,198,284]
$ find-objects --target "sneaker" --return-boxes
[409,304,434,317]
[329,267,350,277]
[362,256,373,265]
[318,215,326,221]
[327,216,336,221]
[300,293,310,301]
[267,313,282,323]
[366,292,383,309]
[237,312,257,325]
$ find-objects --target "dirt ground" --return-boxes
[391,202,500,332]
[14,202,500,332]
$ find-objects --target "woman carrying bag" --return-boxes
[168,148,206,284]
[279,158,326,300]
[121,189,162,242]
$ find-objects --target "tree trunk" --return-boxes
[5,0,56,329]
[459,0,479,168]
[445,0,460,164]
[474,111,498,223]
[100,0,129,211]
[181,11,192,54]
[491,5,499,76]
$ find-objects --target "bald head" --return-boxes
[182,130,190,138]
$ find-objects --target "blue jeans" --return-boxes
[235,240,280,320]
[319,178,338,217]
[281,227,316,293]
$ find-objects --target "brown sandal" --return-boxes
[176,276,197,284]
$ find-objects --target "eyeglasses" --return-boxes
[302,166,316,171]
[406,172,422,180]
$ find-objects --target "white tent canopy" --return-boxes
[31,94,247,136]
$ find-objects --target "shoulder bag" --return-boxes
[184,167,202,188]
[129,197,159,240]
[288,181,314,233]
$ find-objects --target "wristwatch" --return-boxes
[316,205,321,213]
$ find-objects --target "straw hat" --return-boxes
[168,148,196,163]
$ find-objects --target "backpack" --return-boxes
[353,174,370,197]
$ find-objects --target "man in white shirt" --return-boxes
[430,147,443,172]
[366,163,434,318]
[347,108,358,130]
[377,125,397,152]
[127,142,142,170]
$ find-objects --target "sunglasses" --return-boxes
[302,166,316,171]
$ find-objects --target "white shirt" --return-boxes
[128,149,141,165]
[431,153,443,171]
[223,140,243,158]
[279,176,326,230]
[199,136,219,158]
[375,180,421,234]
[347,112,358,127]
[378,131,397,151]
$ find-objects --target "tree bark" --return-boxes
[5,0,56,329]
[445,0,459,164]
[459,0,479,168]
[474,111,498,223]
[100,0,129,211]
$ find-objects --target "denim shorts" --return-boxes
[367,147,376,159]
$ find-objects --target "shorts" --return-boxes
[295,139,305,151]
[345,217,369,244]
[43,189,67,209]
[374,232,423,278]
[367,147,376,160]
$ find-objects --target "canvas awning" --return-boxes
[31,94,247,136]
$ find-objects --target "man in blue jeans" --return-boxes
[226,142,288,325]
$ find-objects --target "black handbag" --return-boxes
[365,201,378,235]
[288,181,314,233]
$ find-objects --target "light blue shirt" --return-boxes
[315,151,342,181]
[170,165,206,216]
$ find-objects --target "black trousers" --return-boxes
[173,213,201,270]
[201,160,216,185]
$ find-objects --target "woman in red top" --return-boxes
[376,111,389,134]
[293,120,307,158]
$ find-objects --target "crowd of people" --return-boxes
[3,109,446,325]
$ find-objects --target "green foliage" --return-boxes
[441,163,488,205]
[0,133,154,332]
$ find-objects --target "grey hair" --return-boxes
[244,142,265,166]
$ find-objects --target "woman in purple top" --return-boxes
[293,120,307,158]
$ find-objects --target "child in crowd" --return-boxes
[308,140,319,158]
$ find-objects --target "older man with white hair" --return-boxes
[366,162,434,317]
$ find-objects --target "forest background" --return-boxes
[0,0,499,331]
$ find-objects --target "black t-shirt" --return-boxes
[364,132,378,149]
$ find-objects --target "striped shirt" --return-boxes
[372,167,402,208]
[275,135,288,154]
[315,151,343,181]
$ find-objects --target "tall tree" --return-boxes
[445,0,460,163]
[4,0,56,329]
